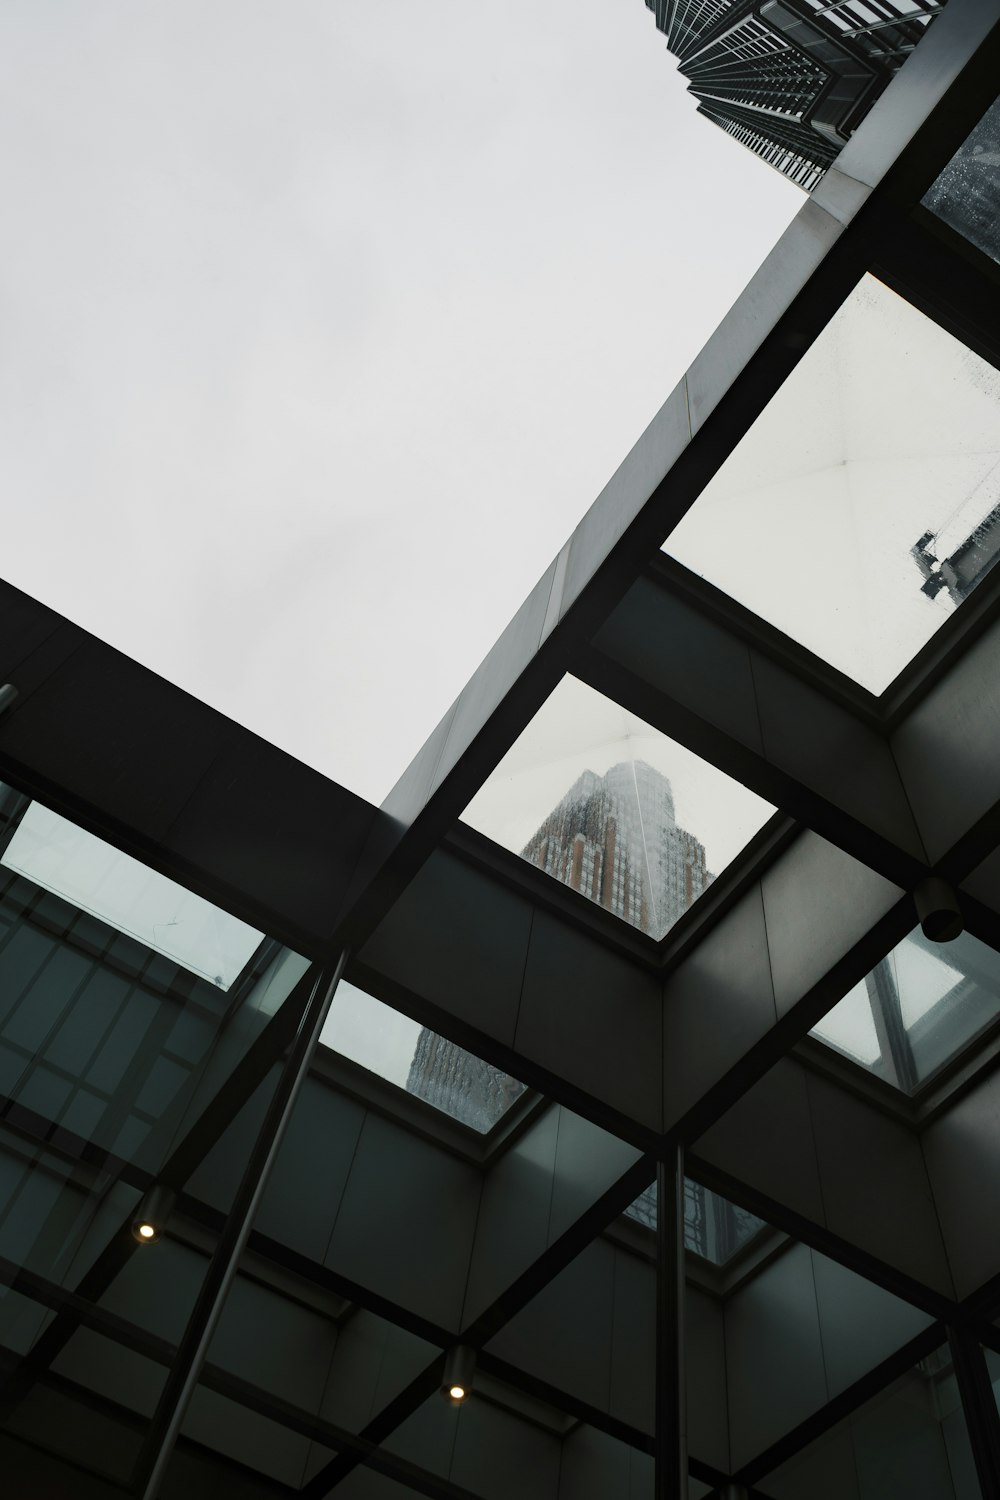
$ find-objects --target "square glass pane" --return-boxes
[625,1178,767,1265]
[665,274,1000,693]
[923,94,1000,267]
[1,800,263,989]
[320,980,525,1133]
[811,927,1000,1091]
[462,676,774,940]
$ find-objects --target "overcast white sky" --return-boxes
[0,2,801,806]
[668,275,1000,693]
[464,674,774,874]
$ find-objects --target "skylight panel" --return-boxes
[664,274,1000,694]
[626,1179,768,1266]
[810,979,882,1068]
[1,800,263,989]
[923,93,1000,268]
[320,979,525,1133]
[810,928,1000,1091]
[462,675,774,942]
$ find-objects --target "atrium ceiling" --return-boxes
[2,5,1000,1500]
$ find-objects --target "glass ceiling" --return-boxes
[626,1179,768,1267]
[810,927,1000,1093]
[320,979,525,1134]
[0,798,263,989]
[462,675,774,941]
[665,273,1000,694]
[923,92,1000,268]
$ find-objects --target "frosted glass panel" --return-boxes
[666,275,1000,693]
[2,802,262,989]
[462,675,774,941]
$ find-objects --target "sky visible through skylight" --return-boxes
[463,675,775,939]
[0,2,801,806]
[666,274,1000,693]
[811,927,1000,1091]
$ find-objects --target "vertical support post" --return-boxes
[717,1485,749,1500]
[655,1145,687,1500]
[948,1327,1000,1500]
[131,952,350,1500]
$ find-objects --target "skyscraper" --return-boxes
[405,1026,525,1133]
[644,0,948,189]
[519,760,711,941]
[408,760,710,1123]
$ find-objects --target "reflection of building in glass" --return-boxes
[644,0,947,190]
[922,95,1000,265]
[520,760,712,940]
[405,1028,525,1133]
[912,501,1000,609]
[627,1179,767,1265]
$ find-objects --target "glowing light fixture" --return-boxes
[131,1184,176,1245]
[441,1345,476,1406]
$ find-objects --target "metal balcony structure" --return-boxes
[644,0,949,188]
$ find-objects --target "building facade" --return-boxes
[645,0,949,189]
[409,760,710,1128]
[519,760,711,941]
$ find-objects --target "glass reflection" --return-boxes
[625,1178,767,1266]
[665,274,1000,693]
[1,798,263,989]
[923,94,1000,267]
[0,790,308,1489]
[462,676,774,941]
[320,980,525,1133]
[811,928,1000,1091]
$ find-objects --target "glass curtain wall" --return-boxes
[0,783,310,1491]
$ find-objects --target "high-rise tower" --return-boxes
[518,760,711,941]
[645,0,948,190]
[407,759,711,1123]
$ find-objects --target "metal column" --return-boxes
[655,1145,687,1500]
[131,953,349,1499]
[948,1327,1000,1500]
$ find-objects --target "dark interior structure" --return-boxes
[3,5,1000,1497]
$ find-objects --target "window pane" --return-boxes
[320,980,525,1133]
[462,675,774,941]
[811,977,881,1066]
[923,94,1000,267]
[625,1179,768,1265]
[665,274,1000,693]
[811,928,1000,1090]
[1,801,263,989]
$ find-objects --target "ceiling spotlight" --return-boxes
[913,876,963,943]
[131,1183,176,1245]
[441,1345,476,1406]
